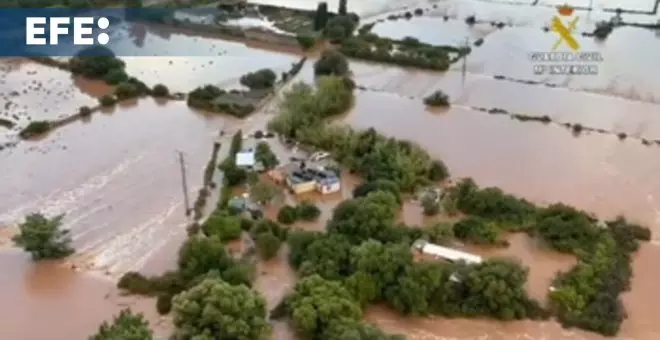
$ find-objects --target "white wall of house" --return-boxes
[316,180,341,194]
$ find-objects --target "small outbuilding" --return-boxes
[412,239,482,265]
[236,148,256,169]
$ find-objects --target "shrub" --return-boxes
[256,232,282,259]
[594,21,614,39]
[19,120,51,139]
[156,294,172,314]
[314,49,350,76]
[428,160,449,181]
[240,69,277,90]
[453,217,500,244]
[114,82,140,100]
[465,15,476,25]
[296,34,317,50]
[79,105,92,117]
[277,205,298,225]
[324,15,357,42]
[424,222,454,244]
[99,94,116,107]
[421,195,440,216]
[424,90,450,107]
[414,8,423,16]
[152,83,169,97]
[103,68,129,85]
[296,201,321,221]
[117,272,156,295]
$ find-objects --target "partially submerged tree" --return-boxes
[171,278,270,340]
[89,309,152,340]
[12,213,74,260]
[314,2,329,31]
[314,49,350,77]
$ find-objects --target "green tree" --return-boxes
[296,201,321,221]
[314,2,329,30]
[249,181,281,205]
[327,191,399,244]
[324,15,356,42]
[452,217,500,245]
[289,275,362,338]
[535,204,600,253]
[385,261,450,316]
[421,194,440,216]
[314,49,349,76]
[299,234,353,280]
[89,309,152,340]
[256,232,281,260]
[12,213,74,260]
[338,0,347,15]
[424,222,454,245]
[352,180,401,205]
[350,240,413,300]
[344,271,379,306]
[151,84,169,97]
[177,236,233,280]
[172,278,270,340]
[277,205,298,225]
[201,213,242,241]
[254,142,279,170]
[239,68,277,90]
[324,319,405,340]
[423,90,450,107]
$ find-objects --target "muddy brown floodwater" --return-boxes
[2,0,660,338]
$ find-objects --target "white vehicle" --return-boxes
[309,151,331,162]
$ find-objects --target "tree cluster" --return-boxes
[443,178,652,336]
[240,68,277,90]
[69,46,128,85]
[277,201,322,225]
[250,219,288,260]
[339,34,469,71]
[282,189,546,338]
[268,74,450,192]
[254,141,279,170]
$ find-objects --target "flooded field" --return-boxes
[0,60,108,129]
[119,24,302,92]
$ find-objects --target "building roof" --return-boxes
[413,240,482,265]
[236,149,256,167]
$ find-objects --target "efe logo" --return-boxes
[26,16,110,46]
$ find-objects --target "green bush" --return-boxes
[256,231,282,259]
[423,90,450,107]
[152,83,169,97]
[156,294,172,315]
[202,213,242,241]
[240,69,277,90]
[117,272,157,296]
[296,201,321,221]
[99,94,116,107]
[277,205,298,225]
[296,34,317,50]
[19,120,51,139]
[114,82,140,100]
[453,217,500,244]
[103,68,129,85]
[314,49,350,76]
[79,105,92,117]
[324,15,357,42]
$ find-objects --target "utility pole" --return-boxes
[461,37,469,89]
[177,151,191,217]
